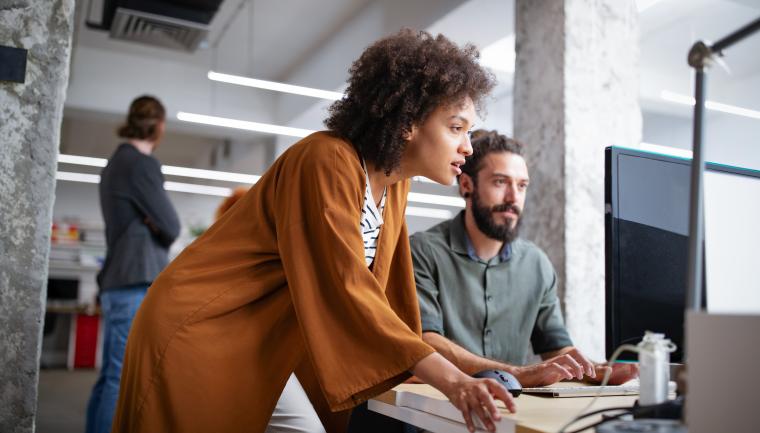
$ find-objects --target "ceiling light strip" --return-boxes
[163,181,231,197]
[57,171,232,197]
[405,206,454,219]
[208,71,344,101]
[660,90,760,120]
[58,154,259,184]
[161,166,259,184]
[56,171,101,184]
[177,112,315,138]
[58,153,447,190]
[57,171,463,210]
[408,192,465,208]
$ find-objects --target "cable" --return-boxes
[563,411,630,433]
[556,343,639,433]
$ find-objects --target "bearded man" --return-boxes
[410,130,638,387]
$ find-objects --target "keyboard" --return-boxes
[522,380,676,398]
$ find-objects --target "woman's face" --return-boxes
[404,96,476,185]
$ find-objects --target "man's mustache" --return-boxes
[491,203,521,216]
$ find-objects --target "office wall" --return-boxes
[642,110,760,170]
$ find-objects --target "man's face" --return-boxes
[468,152,530,242]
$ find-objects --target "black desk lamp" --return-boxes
[684,17,760,316]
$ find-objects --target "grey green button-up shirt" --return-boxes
[410,211,573,365]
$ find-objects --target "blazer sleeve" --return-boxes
[275,144,434,412]
[131,158,181,248]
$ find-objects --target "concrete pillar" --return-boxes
[514,0,641,360]
[0,1,75,431]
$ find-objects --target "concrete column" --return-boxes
[514,0,641,360]
[0,1,75,431]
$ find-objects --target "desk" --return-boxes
[369,384,637,433]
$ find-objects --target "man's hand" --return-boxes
[586,362,639,385]
[515,347,596,387]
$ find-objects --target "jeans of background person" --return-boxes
[85,285,148,433]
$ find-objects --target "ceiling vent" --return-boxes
[110,8,208,52]
[86,0,223,52]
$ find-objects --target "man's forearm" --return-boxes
[422,332,518,376]
[539,346,575,360]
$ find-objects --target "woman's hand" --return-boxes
[412,352,516,433]
[442,376,516,432]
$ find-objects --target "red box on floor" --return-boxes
[73,314,100,368]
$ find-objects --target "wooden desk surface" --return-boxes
[374,384,638,433]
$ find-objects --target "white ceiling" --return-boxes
[639,0,760,116]
[63,0,760,167]
[74,0,375,81]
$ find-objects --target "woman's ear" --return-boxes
[403,125,417,142]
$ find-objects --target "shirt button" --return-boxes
[485,329,492,335]
[487,296,493,302]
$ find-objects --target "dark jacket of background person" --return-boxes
[97,143,180,291]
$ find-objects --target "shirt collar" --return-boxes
[450,210,512,263]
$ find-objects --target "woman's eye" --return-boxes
[451,126,462,132]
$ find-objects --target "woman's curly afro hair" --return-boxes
[325,29,496,175]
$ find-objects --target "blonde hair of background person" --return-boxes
[215,186,250,221]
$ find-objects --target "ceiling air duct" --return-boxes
[87,0,224,52]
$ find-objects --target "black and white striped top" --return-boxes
[361,162,386,267]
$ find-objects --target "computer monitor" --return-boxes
[604,145,760,362]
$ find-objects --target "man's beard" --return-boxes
[470,188,521,243]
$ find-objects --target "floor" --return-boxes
[36,369,97,433]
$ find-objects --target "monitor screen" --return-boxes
[605,146,760,362]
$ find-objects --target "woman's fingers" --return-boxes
[484,379,516,413]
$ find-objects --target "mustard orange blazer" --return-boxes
[112,132,435,433]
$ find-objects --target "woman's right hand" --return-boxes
[413,352,517,432]
[443,375,516,433]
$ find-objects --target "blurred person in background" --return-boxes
[85,95,180,433]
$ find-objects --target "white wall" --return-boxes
[642,109,760,170]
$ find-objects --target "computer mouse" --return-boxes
[473,369,522,397]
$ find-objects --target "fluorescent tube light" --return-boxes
[177,112,315,138]
[58,154,259,184]
[660,90,760,120]
[405,206,454,219]
[57,171,232,197]
[407,192,465,208]
[58,154,107,167]
[161,166,259,184]
[163,181,231,197]
[56,171,101,184]
[208,71,344,101]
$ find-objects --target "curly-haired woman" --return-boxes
[112,29,512,433]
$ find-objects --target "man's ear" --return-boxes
[459,173,474,199]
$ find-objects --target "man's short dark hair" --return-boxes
[325,29,495,175]
[460,130,524,184]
